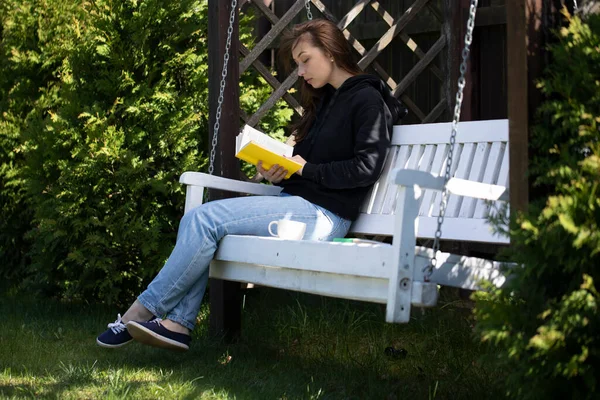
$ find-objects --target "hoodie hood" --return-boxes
[307,74,407,144]
[334,74,408,123]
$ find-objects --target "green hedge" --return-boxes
[474,12,600,399]
[1,0,91,282]
[0,0,292,304]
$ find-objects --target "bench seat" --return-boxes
[211,236,507,303]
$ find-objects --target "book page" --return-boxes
[237,125,293,157]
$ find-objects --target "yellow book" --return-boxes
[235,125,302,179]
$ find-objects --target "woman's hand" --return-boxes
[288,155,307,176]
[257,155,307,183]
[257,161,288,184]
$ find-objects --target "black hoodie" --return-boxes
[280,74,406,220]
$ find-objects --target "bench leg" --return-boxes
[209,278,242,341]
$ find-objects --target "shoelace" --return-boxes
[107,314,163,334]
[107,314,126,334]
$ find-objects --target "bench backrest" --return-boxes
[350,119,509,244]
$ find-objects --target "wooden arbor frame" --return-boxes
[207,0,542,337]
[238,0,451,126]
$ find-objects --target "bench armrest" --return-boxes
[179,172,283,213]
[180,171,283,196]
[391,169,509,202]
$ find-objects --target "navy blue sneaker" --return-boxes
[126,320,191,351]
[96,314,157,348]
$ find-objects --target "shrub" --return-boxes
[474,12,600,400]
[17,0,211,303]
[0,0,88,280]
[0,0,293,304]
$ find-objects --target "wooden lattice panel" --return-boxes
[241,0,448,127]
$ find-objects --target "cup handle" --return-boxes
[268,221,278,237]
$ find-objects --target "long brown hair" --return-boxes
[279,19,362,142]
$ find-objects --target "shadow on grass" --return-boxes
[0,285,504,399]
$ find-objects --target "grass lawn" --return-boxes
[0,283,504,399]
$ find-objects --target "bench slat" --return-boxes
[496,141,508,187]
[460,142,489,218]
[431,143,463,217]
[211,260,390,304]
[414,247,508,289]
[349,214,508,243]
[412,144,436,214]
[381,145,418,215]
[419,144,447,217]
[214,235,393,279]
[447,143,475,217]
[392,119,509,145]
[419,144,436,173]
[369,145,409,214]
[368,145,401,214]
[472,142,498,218]
[480,143,510,221]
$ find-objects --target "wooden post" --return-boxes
[208,0,241,340]
[444,0,477,123]
[506,0,544,213]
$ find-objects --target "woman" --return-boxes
[96,18,406,351]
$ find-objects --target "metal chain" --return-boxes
[305,0,313,20]
[424,0,478,281]
[208,0,238,176]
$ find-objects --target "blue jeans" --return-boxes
[137,194,352,330]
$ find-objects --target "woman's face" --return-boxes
[292,38,334,89]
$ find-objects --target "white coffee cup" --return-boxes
[268,219,306,240]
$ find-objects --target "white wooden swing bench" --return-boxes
[179,119,510,323]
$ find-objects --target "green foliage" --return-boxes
[0,113,31,279]
[474,12,600,399]
[20,0,211,303]
[0,0,293,304]
[0,0,88,279]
